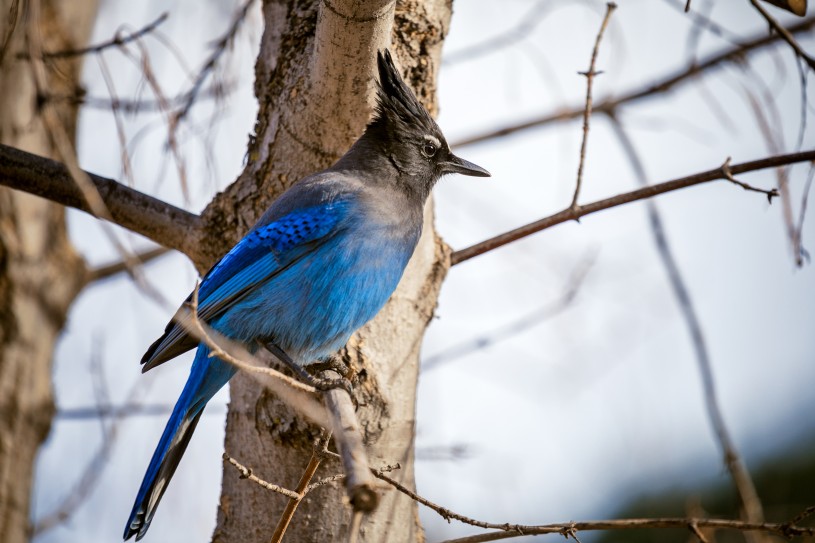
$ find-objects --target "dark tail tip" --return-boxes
[123,410,204,540]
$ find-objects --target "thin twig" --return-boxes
[33,342,156,534]
[664,0,743,57]
[222,453,301,500]
[793,164,814,265]
[452,17,815,148]
[689,521,711,543]
[123,40,190,200]
[31,13,169,59]
[172,0,256,128]
[373,472,815,541]
[96,52,135,187]
[56,402,219,419]
[450,149,815,265]
[24,0,172,310]
[748,0,815,72]
[423,253,594,371]
[571,2,616,210]
[431,518,815,543]
[791,505,815,525]
[721,157,779,202]
[86,247,171,283]
[608,116,767,537]
[738,74,801,265]
[40,85,232,114]
[442,0,583,65]
[270,432,332,543]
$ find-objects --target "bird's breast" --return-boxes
[219,216,421,364]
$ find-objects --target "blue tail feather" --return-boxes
[124,346,236,540]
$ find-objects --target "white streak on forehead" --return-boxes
[423,134,441,147]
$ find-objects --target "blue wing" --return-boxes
[140,201,349,371]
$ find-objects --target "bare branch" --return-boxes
[748,0,815,71]
[791,505,815,525]
[374,471,815,542]
[172,0,256,129]
[0,144,203,258]
[56,402,204,419]
[40,84,232,114]
[435,517,815,543]
[26,12,169,59]
[86,247,171,283]
[452,17,815,148]
[222,453,301,500]
[33,339,154,535]
[608,116,767,536]
[450,149,815,265]
[571,2,616,209]
[793,165,814,264]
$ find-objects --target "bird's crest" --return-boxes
[370,49,438,136]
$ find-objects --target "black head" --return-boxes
[362,50,489,197]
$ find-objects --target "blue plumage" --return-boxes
[124,49,489,540]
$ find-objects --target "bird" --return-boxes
[123,48,489,540]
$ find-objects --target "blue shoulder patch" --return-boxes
[141,200,351,370]
[200,202,348,302]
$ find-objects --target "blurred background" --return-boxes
[28,1,815,542]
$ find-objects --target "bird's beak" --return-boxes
[442,154,491,177]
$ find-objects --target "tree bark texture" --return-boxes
[0,1,96,541]
[210,1,453,542]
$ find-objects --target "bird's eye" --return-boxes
[422,142,437,157]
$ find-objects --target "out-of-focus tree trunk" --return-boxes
[0,2,96,541]
[209,1,452,541]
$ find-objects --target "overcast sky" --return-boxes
[31,1,814,542]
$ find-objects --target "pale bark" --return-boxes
[0,1,97,541]
[211,1,452,541]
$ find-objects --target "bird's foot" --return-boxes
[261,342,355,401]
[306,355,350,378]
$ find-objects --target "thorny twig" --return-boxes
[222,453,301,500]
[571,2,616,210]
[370,471,813,542]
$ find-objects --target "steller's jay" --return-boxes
[123,49,489,540]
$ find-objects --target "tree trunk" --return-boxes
[0,1,96,541]
[209,1,452,541]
